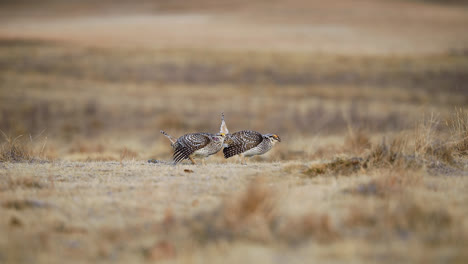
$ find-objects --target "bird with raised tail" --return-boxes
[160,113,227,165]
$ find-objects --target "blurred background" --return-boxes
[0,0,467,161]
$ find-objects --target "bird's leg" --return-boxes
[189,156,197,165]
[239,154,246,165]
[202,158,206,166]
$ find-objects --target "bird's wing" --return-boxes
[223,130,263,158]
[173,133,211,163]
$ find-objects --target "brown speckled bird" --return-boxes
[160,113,227,165]
[221,114,281,164]
[161,131,225,165]
[223,128,281,164]
[223,130,281,164]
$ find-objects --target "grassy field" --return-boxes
[1,0,468,263]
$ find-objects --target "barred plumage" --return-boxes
[223,130,281,164]
[159,113,228,165]
[161,131,225,164]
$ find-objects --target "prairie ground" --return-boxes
[1,160,467,263]
[1,0,468,263]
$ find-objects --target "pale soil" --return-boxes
[1,160,468,263]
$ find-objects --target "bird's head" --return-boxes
[213,133,226,142]
[265,134,281,143]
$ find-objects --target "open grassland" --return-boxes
[1,0,468,262]
[1,109,468,262]
[0,40,468,263]
[1,130,468,263]
[1,40,467,162]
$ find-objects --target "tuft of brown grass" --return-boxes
[363,136,421,170]
[304,115,464,177]
[0,131,32,162]
[414,114,456,165]
[313,112,468,177]
[304,157,363,177]
[447,108,468,156]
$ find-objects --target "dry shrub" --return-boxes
[180,177,337,245]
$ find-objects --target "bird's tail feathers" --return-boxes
[220,112,229,134]
[160,130,177,144]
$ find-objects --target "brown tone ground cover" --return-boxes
[1,0,468,263]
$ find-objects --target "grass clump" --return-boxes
[0,132,32,162]
[306,111,468,177]
[304,157,363,177]
[0,130,51,163]
[447,108,468,156]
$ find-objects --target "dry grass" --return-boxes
[0,129,51,162]
[0,40,466,162]
[0,40,467,263]
[448,108,468,156]
[0,132,32,162]
[0,1,467,262]
[303,111,468,179]
[1,161,467,263]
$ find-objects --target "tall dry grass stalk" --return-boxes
[447,108,468,156]
[0,130,49,162]
[307,111,467,176]
[0,131,31,162]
